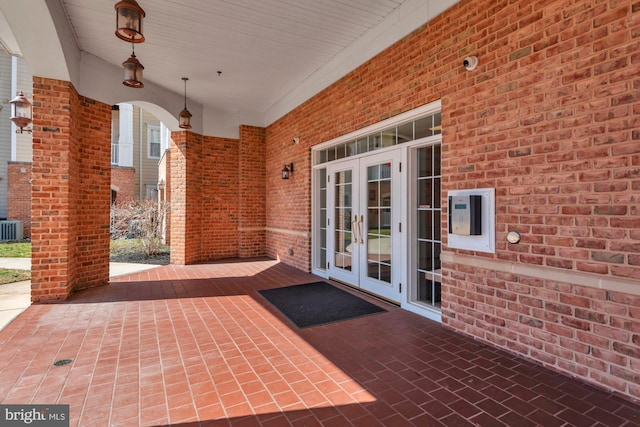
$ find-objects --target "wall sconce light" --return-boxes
[122,45,144,88]
[115,0,146,43]
[178,77,192,129]
[9,90,32,134]
[282,163,294,180]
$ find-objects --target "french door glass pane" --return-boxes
[318,168,327,270]
[415,145,442,307]
[334,170,353,272]
[366,163,392,283]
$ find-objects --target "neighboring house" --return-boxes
[110,102,171,205]
[0,51,169,238]
[0,52,32,238]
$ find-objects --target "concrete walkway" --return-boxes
[0,258,161,331]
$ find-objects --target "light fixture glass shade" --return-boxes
[122,52,144,88]
[9,90,32,132]
[115,0,145,43]
[178,108,192,129]
[281,165,290,180]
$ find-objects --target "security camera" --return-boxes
[463,56,479,71]
[293,137,300,144]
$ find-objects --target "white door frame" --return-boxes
[310,99,444,320]
[326,158,361,286]
[325,148,403,303]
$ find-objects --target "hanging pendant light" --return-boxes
[178,77,192,129]
[122,44,144,88]
[115,0,145,43]
[9,90,33,134]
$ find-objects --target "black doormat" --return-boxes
[258,281,387,328]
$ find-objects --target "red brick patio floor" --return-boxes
[1,258,639,426]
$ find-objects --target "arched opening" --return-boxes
[109,101,173,267]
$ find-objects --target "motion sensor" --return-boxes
[463,56,479,71]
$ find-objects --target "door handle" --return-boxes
[352,215,359,245]
[359,215,364,244]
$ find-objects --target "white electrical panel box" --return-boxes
[447,188,495,253]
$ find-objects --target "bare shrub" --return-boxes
[111,199,167,256]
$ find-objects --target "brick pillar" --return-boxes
[239,125,266,257]
[170,131,202,265]
[30,78,111,302]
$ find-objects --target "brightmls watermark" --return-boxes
[1,405,69,426]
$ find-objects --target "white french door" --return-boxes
[326,150,402,302]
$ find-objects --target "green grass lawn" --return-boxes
[0,240,169,258]
[0,239,169,284]
[0,269,30,285]
[0,241,31,258]
[0,241,32,285]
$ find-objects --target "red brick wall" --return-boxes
[436,0,640,400]
[169,128,268,264]
[111,166,135,204]
[239,125,266,257]
[31,77,110,302]
[7,162,32,237]
[200,135,240,260]
[440,0,639,278]
[170,131,242,264]
[170,131,201,265]
[264,0,640,400]
[264,123,311,271]
[444,255,640,399]
[73,96,112,290]
[31,77,74,301]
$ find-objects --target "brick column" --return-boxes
[169,131,248,264]
[30,78,111,302]
[239,125,266,257]
[169,131,203,265]
[199,136,239,260]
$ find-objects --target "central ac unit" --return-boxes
[0,221,24,241]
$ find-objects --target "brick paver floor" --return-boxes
[1,258,639,426]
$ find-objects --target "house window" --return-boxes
[147,124,161,159]
[145,184,158,200]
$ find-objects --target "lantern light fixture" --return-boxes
[281,163,294,180]
[178,77,192,129]
[9,90,33,134]
[122,44,144,88]
[115,0,145,43]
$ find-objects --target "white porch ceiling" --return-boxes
[5,0,460,125]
